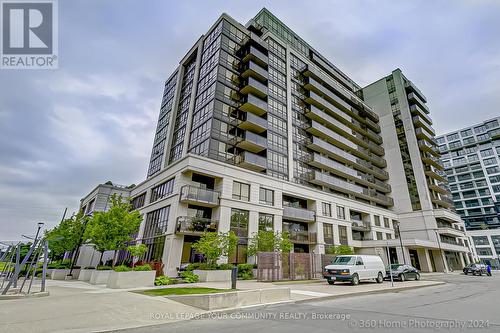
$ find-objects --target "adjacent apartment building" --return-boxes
[437,117,500,268]
[79,8,471,276]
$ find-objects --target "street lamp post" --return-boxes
[395,224,407,265]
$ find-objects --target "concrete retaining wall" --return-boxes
[89,270,111,285]
[166,287,290,310]
[193,270,232,282]
[51,269,80,280]
[106,271,156,289]
[78,269,94,282]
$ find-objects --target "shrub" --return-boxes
[133,264,152,271]
[180,271,199,283]
[96,265,112,271]
[154,275,178,286]
[237,263,254,280]
[217,263,234,271]
[185,262,202,271]
[114,265,131,272]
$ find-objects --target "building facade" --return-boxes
[79,9,471,275]
[437,117,500,268]
[362,69,472,270]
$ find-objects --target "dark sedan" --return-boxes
[385,264,420,281]
[463,263,488,276]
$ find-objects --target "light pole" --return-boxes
[395,224,407,265]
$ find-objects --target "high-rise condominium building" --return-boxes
[79,9,471,275]
[437,117,500,268]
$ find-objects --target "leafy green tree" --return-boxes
[45,212,87,260]
[192,232,238,268]
[127,244,147,268]
[325,245,354,255]
[247,230,292,257]
[85,194,142,266]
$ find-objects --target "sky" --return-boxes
[1,0,499,241]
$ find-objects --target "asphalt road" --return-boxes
[115,273,500,333]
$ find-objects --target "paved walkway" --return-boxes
[0,277,444,333]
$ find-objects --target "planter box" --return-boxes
[89,270,112,285]
[193,269,232,282]
[51,269,80,280]
[106,270,156,289]
[78,269,95,282]
[166,287,290,310]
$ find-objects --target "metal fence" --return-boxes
[256,252,336,281]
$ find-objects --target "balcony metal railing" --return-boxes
[176,216,219,235]
[404,80,427,103]
[287,231,317,244]
[351,219,371,231]
[180,185,220,206]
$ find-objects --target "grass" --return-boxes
[137,287,234,296]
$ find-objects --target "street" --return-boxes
[115,274,500,332]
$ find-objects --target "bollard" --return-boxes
[231,266,238,289]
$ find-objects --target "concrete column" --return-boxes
[218,206,232,233]
[163,235,184,277]
[459,252,466,269]
[417,248,432,272]
[248,210,259,239]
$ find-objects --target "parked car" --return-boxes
[463,263,488,276]
[385,264,420,281]
[323,255,385,286]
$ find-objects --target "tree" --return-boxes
[325,245,354,255]
[192,232,238,268]
[247,230,292,257]
[127,244,147,268]
[45,212,87,260]
[84,194,142,267]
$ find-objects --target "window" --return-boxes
[143,206,170,238]
[472,236,489,246]
[386,233,393,240]
[322,203,332,217]
[447,133,459,141]
[258,213,274,231]
[259,188,274,206]
[131,193,146,210]
[232,181,250,201]
[374,215,381,226]
[376,232,383,240]
[476,248,492,256]
[481,149,494,157]
[150,178,175,203]
[337,206,345,219]
[461,129,473,137]
[323,224,334,245]
[338,225,348,245]
[230,208,249,237]
[384,217,390,228]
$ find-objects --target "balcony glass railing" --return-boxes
[287,231,317,244]
[180,185,220,205]
[283,206,315,222]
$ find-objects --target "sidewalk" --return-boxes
[0,278,445,333]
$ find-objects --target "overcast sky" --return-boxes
[1,0,499,241]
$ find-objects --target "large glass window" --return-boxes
[472,236,489,246]
[232,181,250,201]
[230,208,249,238]
[131,193,146,210]
[150,178,175,203]
[259,188,274,206]
[258,213,274,231]
[337,206,345,219]
[143,206,170,238]
[323,224,334,245]
[338,225,348,245]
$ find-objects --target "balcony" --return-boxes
[303,76,352,114]
[413,115,435,136]
[236,112,267,134]
[241,45,268,67]
[287,231,317,244]
[179,185,220,207]
[437,226,465,238]
[415,127,436,143]
[240,77,267,99]
[241,61,268,83]
[351,219,371,232]
[418,139,440,157]
[309,170,364,196]
[283,206,316,222]
[431,196,454,209]
[407,92,430,113]
[357,147,387,168]
[304,90,352,124]
[305,105,352,136]
[365,117,381,133]
[404,80,427,103]
[422,155,444,170]
[234,151,266,172]
[425,169,447,182]
[307,120,357,150]
[230,131,267,153]
[429,183,448,195]
[176,216,218,235]
[240,94,267,116]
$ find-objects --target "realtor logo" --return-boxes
[1,0,58,69]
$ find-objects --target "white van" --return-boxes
[323,255,385,285]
